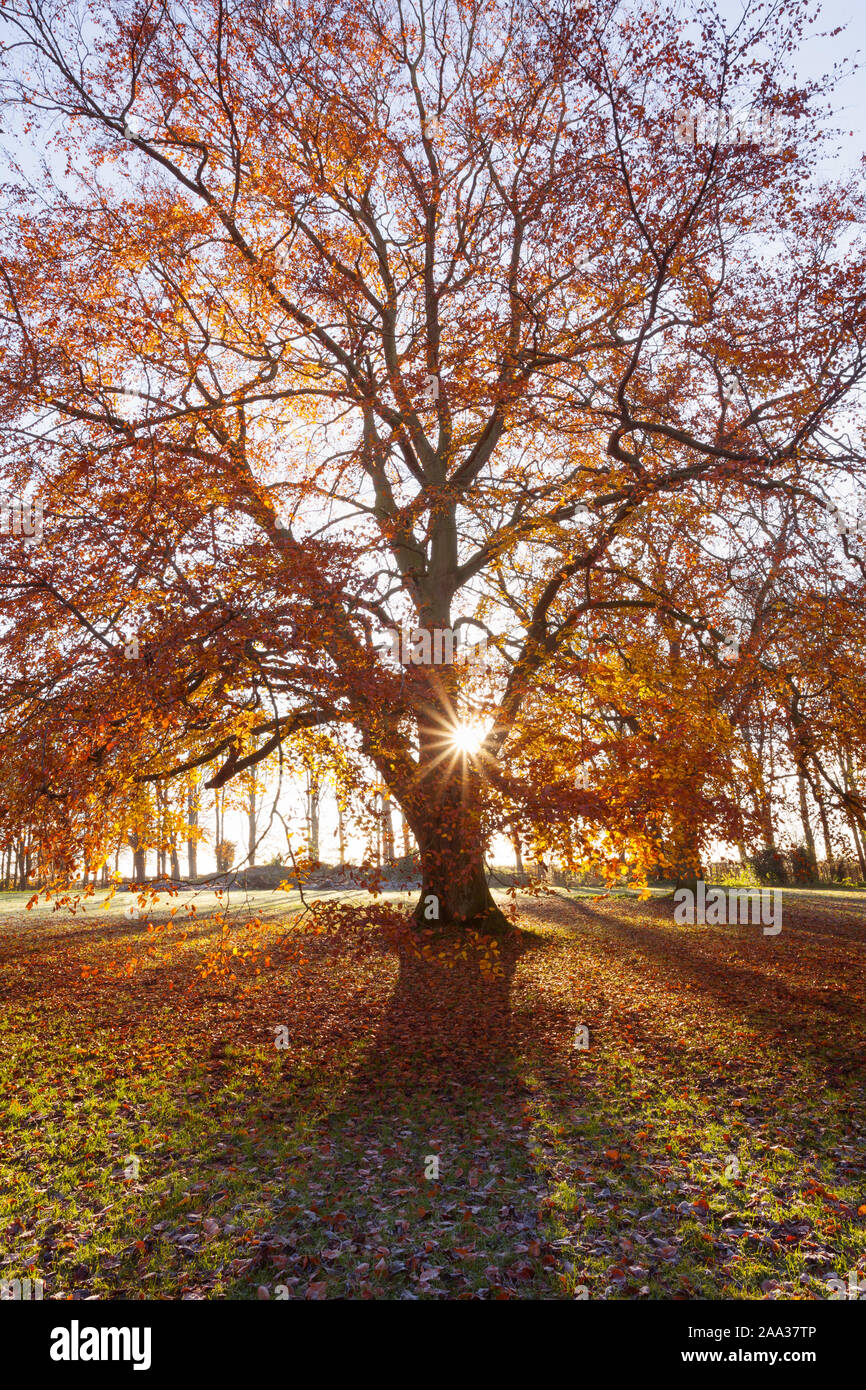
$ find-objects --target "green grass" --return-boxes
[0,886,863,1299]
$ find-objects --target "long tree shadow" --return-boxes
[227,931,560,1298]
[505,894,866,1298]
[521,893,866,1061]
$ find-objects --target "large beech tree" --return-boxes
[1,0,865,926]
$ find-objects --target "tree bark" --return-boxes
[397,639,510,931]
[798,766,816,858]
[128,832,146,883]
[18,836,32,889]
[156,784,167,878]
[414,827,504,927]
[247,774,258,866]
[214,787,224,870]
[187,781,198,879]
[814,777,833,863]
[843,756,866,877]
[305,770,320,861]
[380,790,395,863]
[511,833,524,876]
[668,825,701,891]
[408,769,507,931]
[400,809,412,859]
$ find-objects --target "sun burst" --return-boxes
[449,722,486,754]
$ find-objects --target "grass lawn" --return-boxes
[1,885,863,1300]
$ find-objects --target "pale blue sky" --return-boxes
[718,0,866,175]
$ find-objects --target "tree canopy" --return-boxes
[1,0,865,924]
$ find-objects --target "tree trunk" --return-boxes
[798,766,816,858]
[393,642,510,931]
[745,743,776,850]
[247,775,258,867]
[19,836,32,890]
[842,758,866,877]
[814,776,833,864]
[666,822,702,890]
[845,811,866,878]
[414,830,502,927]
[380,790,395,863]
[337,800,346,866]
[187,781,198,879]
[156,785,166,878]
[408,767,507,931]
[128,832,146,883]
[214,788,223,867]
[511,833,524,876]
[305,771,320,861]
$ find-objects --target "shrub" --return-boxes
[749,845,788,885]
[215,839,236,872]
[791,843,818,885]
